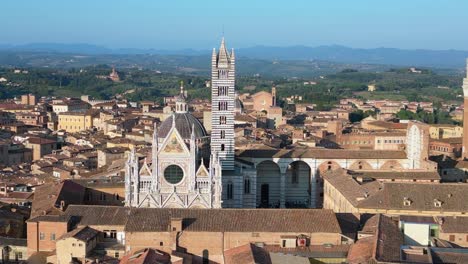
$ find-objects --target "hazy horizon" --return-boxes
[2,0,468,51]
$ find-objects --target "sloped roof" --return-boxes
[30,180,85,219]
[63,205,341,234]
[236,148,407,160]
[358,182,468,212]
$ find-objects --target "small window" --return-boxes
[15,252,22,260]
[219,116,226,125]
[72,243,76,247]
[160,241,164,246]
[403,198,412,206]
[39,232,45,240]
[221,144,225,151]
[78,243,82,247]
[449,235,455,242]
[227,182,233,200]
[50,233,56,241]
[244,178,251,194]
[115,252,120,258]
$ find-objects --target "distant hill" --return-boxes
[237,45,468,69]
[0,43,467,69]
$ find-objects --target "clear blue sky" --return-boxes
[2,0,467,50]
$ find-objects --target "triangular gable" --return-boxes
[139,159,152,176]
[138,193,161,208]
[159,126,190,156]
[162,192,186,208]
[188,193,210,208]
[196,163,209,178]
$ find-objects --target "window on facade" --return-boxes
[39,232,45,240]
[103,230,117,239]
[15,252,22,260]
[244,178,250,194]
[449,235,455,242]
[227,182,233,200]
[220,130,225,139]
[50,233,56,241]
[221,144,225,151]
[115,252,120,258]
[219,116,226,125]
[218,86,228,96]
[218,101,228,111]
[218,70,228,79]
[160,241,164,246]
[100,193,106,201]
[78,243,82,247]
[164,165,184,184]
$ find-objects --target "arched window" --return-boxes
[221,144,225,151]
[227,182,233,200]
[220,130,225,139]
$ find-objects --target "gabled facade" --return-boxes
[125,122,222,209]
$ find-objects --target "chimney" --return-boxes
[170,218,183,232]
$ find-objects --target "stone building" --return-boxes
[57,109,99,132]
[463,58,468,159]
[239,87,283,129]
[21,94,36,106]
[236,121,435,208]
[27,205,346,263]
[125,85,223,209]
[24,137,57,161]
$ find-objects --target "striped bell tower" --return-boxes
[211,38,235,170]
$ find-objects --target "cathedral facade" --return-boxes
[125,84,223,209]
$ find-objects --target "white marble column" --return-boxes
[310,169,317,208]
[280,172,286,208]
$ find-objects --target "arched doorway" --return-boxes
[256,160,281,208]
[285,161,311,208]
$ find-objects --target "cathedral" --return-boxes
[124,38,236,209]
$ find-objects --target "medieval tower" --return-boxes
[211,38,235,171]
[463,59,468,159]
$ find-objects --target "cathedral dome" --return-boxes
[159,113,208,140]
